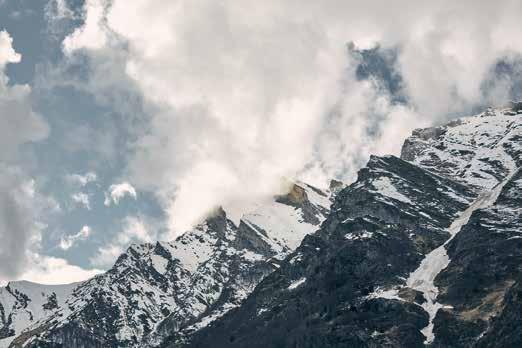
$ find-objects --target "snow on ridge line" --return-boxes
[405,110,520,191]
[406,168,519,344]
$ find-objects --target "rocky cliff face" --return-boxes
[1,105,520,348]
[187,106,521,348]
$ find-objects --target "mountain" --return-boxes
[0,182,332,347]
[186,104,521,348]
[1,103,520,348]
[0,281,80,348]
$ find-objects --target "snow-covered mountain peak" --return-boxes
[3,178,333,347]
[238,181,331,256]
[187,105,521,348]
[402,105,521,190]
[2,105,520,348]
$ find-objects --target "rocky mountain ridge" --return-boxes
[187,105,521,347]
[0,181,333,348]
[0,104,520,347]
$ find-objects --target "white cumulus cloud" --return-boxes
[62,0,522,238]
[0,31,53,281]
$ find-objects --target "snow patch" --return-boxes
[371,177,412,204]
[406,171,517,344]
[345,231,374,240]
[150,254,169,274]
[367,287,401,301]
[288,277,306,290]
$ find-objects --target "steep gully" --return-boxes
[407,168,519,344]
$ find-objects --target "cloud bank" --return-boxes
[0,30,50,280]
[0,30,100,284]
[62,0,522,236]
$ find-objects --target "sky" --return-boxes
[1,0,522,285]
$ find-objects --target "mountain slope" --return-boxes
[187,106,521,348]
[432,168,521,347]
[402,103,521,189]
[2,105,520,348]
[0,282,80,348]
[186,155,478,348]
[7,182,332,348]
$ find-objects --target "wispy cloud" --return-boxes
[104,182,137,206]
[71,192,91,210]
[59,225,92,250]
[65,172,97,186]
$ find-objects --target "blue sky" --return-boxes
[1,0,522,284]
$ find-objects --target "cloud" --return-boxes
[0,30,49,163]
[0,31,53,280]
[49,0,75,20]
[0,166,42,279]
[62,0,522,237]
[90,216,153,267]
[104,182,137,206]
[12,254,103,285]
[0,30,21,65]
[66,172,97,186]
[62,0,107,53]
[59,225,92,250]
[71,192,91,210]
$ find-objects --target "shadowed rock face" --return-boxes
[432,169,522,348]
[186,154,477,348]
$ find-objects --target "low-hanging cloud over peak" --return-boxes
[60,0,522,237]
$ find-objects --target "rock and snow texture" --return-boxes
[430,167,522,347]
[2,105,520,348]
[240,182,331,255]
[406,171,516,343]
[188,106,521,348]
[9,181,331,347]
[400,106,521,344]
[287,277,306,290]
[0,281,80,347]
[402,105,521,189]
[186,136,483,347]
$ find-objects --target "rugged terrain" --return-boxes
[187,104,521,348]
[0,104,520,347]
[0,181,333,347]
